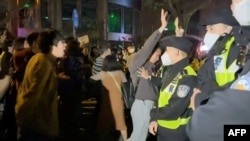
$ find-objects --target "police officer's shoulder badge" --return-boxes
[177,85,190,98]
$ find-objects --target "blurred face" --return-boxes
[165,47,178,63]
[231,0,244,12]
[127,46,135,54]
[82,47,89,55]
[149,48,162,64]
[52,40,66,58]
[106,48,111,56]
[206,23,231,35]
[8,46,13,54]
[231,0,250,25]
[24,40,30,48]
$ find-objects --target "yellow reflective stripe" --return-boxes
[215,37,237,86]
[158,117,191,129]
[157,65,196,129]
[215,73,235,86]
[158,90,172,108]
[185,66,197,76]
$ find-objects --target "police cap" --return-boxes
[159,36,193,54]
[200,8,239,26]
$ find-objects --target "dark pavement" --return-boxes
[0,98,157,141]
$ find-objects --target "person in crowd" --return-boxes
[15,30,65,141]
[81,46,93,66]
[91,55,128,141]
[91,42,112,123]
[25,32,40,54]
[0,34,14,141]
[125,45,136,76]
[57,39,84,138]
[92,42,112,75]
[116,48,126,71]
[186,0,250,141]
[3,38,28,141]
[81,46,93,98]
[190,8,242,110]
[127,9,166,141]
[90,46,100,65]
[12,37,35,88]
[147,36,197,141]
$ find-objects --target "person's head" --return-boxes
[149,47,162,64]
[50,30,66,58]
[26,32,39,53]
[102,55,123,71]
[200,8,239,51]
[99,41,112,58]
[37,30,65,58]
[231,0,250,26]
[202,9,239,35]
[65,39,81,56]
[127,45,135,54]
[159,37,193,66]
[90,46,99,58]
[65,36,75,44]
[81,46,89,56]
[13,37,25,51]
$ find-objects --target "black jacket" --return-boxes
[150,58,197,121]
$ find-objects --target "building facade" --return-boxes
[6,0,141,43]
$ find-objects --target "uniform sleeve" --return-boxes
[150,76,197,121]
[197,57,217,91]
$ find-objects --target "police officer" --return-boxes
[147,37,197,141]
[231,0,250,53]
[186,62,250,141]
[191,8,244,109]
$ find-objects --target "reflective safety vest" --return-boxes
[158,65,166,78]
[157,65,196,129]
[214,37,239,86]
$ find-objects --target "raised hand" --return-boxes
[159,9,168,33]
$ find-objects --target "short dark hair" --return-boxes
[49,30,65,46]
[65,39,81,56]
[13,37,25,51]
[99,41,111,55]
[37,30,65,54]
[102,55,123,71]
[26,32,39,47]
[37,31,53,53]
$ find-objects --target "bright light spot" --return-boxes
[200,45,209,51]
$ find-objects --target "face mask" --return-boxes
[234,0,250,26]
[161,53,172,66]
[203,32,220,51]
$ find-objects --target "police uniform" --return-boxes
[150,37,197,141]
[195,9,250,107]
[187,58,250,141]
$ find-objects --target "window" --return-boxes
[124,7,133,34]
[108,3,121,33]
[134,11,140,35]
[41,0,49,28]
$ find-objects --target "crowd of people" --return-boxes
[0,0,250,141]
